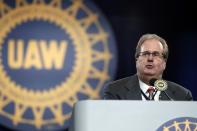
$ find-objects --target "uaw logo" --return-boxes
[0,0,117,130]
[157,117,197,131]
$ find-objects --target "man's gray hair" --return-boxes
[135,33,169,61]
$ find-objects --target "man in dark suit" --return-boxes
[104,34,193,101]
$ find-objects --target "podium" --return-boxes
[70,100,197,131]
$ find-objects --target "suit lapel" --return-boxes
[159,91,169,100]
[159,86,174,101]
[125,75,142,100]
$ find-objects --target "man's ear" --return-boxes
[163,61,166,70]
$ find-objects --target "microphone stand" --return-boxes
[163,91,174,101]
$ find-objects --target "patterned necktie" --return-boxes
[147,86,155,100]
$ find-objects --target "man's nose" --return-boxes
[147,54,154,61]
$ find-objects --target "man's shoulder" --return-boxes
[109,76,131,85]
[167,80,188,91]
[168,81,192,97]
[106,75,137,89]
[167,80,192,100]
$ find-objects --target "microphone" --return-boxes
[149,78,174,101]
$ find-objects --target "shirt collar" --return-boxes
[139,79,155,94]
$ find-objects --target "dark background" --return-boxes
[93,0,197,100]
[1,0,196,130]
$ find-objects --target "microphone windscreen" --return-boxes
[149,78,157,86]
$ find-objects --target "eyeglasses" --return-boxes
[138,51,164,58]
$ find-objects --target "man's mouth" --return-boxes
[145,64,154,69]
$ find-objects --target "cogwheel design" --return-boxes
[157,117,197,131]
[0,0,116,130]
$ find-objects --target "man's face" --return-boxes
[136,39,166,80]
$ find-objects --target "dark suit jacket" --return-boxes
[103,74,193,100]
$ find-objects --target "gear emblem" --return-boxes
[157,117,197,131]
[0,0,117,130]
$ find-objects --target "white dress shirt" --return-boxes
[139,79,161,101]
